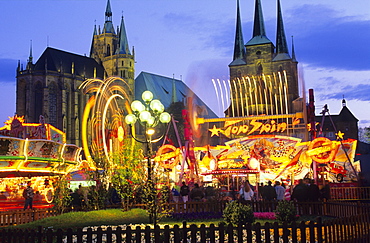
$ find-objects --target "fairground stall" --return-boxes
[0,116,82,209]
[153,133,360,193]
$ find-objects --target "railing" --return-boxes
[1,214,370,243]
[2,200,370,228]
[330,186,370,200]
[0,209,59,227]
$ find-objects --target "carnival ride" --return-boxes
[0,115,82,203]
[153,84,360,188]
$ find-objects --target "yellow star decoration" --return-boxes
[336,131,344,140]
[209,125,221,137]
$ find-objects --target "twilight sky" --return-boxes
[0,0,369,128]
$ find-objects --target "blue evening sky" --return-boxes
[0,0,369,127]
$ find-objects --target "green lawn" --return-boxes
[10,208,149,230]
[8,209,334,230]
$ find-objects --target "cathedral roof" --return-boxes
[245,35,272,46]
[338,106,359,122]
[34,47,104,78]
[135,72,217,118]
[275,0,290,57]
[116,16,131,55]
[230,0,246,66]
[246,0,272,46]
[273,53,291,61]
[103,0,115,34]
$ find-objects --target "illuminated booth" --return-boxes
[0,116,82,204]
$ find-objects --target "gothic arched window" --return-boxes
[256,51,261,59]
[257,63,263,75]
[106,44,111,57]
[34,82,43,121]
[48,82,58,126]
[278,65,284,73]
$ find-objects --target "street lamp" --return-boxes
[125,90,171,224]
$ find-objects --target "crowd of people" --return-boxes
[18,178,332,211]
[171,178,331,204]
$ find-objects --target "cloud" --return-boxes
[286,5,370,71]
[176,3,370,73]
[0,58,18,83]
[323,83,370,101]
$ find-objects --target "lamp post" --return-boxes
[125,90,171,224]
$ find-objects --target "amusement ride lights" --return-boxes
[125,90,171,223]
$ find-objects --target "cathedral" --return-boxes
[228,0,300,118]
[16,0,134,146]
[15,0,216,147]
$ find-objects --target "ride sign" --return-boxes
[306,137,340,163]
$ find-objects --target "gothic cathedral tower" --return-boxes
[228,0,299,118]
[16,0,134,145]
[90,0,135,97]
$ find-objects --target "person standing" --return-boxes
[274,181,285,200]
[23,182,34,210]
[171,186,180,203]
[239,181,254,202]
[263,181,277,201]
[291,179,308,202]
[284,186,291,201]
[320,180,331,201]
[308,179,320,201]
[189,183,205,201]
[180,181,190,207]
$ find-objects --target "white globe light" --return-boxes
[139,110,151,122]
[131,100,145,113]
[150,99,164,113]
[142,90,154,102]
[159,112,171,123]
[125,114,137,125]
[147,116,156,126]
[117,126,125,142]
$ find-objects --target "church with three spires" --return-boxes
[14,0,359,146]
[226,0,359,142]
[15,0,216,146]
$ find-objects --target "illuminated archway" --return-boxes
[79,77,132,164]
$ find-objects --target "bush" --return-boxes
[223,201,255,225]
[274,200,299,223]
[171,212,223,221]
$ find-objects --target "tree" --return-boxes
[166,101,185,147]
[359,127,370,143]
[111,138,147,208]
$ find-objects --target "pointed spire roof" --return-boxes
[103,0,115,34]
[105,0,112,19]
[116,16,131,55]
[246,0,272,46]
[291,35,297,62]
[89,24,97,57]
[26,40,34,70]
[273,0,290,61]
[230,0,246,66]
[171,74,177,103]
[28,40,33,64]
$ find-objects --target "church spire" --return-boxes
[230,0,246,66]
[253,0,266,37]
[116,16,131,55]
[26,40,33,70]
[171,74,177,104]
[103,0,115,34]
[246,0,271,46]
[291,36,297,62]
[105,0,112,22]
[28,40,33,64]
[275,0,289,54]
[90,23,97,57]
[273,0,290,61]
